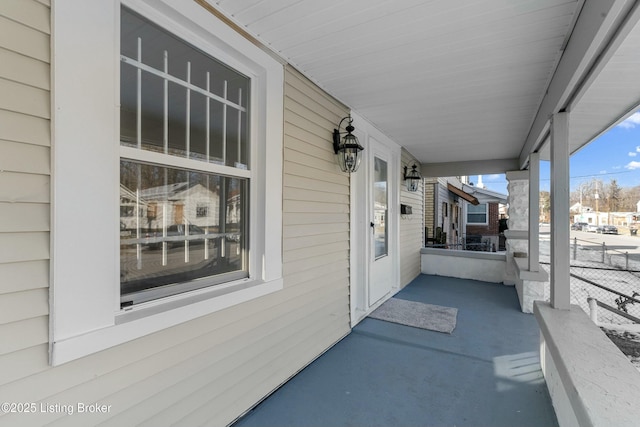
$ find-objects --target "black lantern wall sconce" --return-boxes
[403,163,422,192]
[332,115,364,173]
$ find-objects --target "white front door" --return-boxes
[368,137,393,306]
[348,113,399,326]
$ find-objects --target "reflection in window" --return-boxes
[120,161,248,303]
[196,204,209,218]
[374,157,388,259]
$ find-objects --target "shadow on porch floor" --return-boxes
[233,275,558,427]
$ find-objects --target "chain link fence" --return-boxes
[544,238,640,325]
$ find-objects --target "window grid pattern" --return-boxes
[119,8,250,305]
[120,44,247,164]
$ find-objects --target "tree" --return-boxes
[539,191,550,222]
[606,179,621,212]
[571,178,603,211]
[620,185,640,211]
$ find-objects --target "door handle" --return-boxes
[370,221,375,233]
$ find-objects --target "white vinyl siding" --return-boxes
[400,149,423,287]
[0,4,351,425]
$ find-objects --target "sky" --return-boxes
[471,112,640,195]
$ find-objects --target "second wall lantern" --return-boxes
[332,115,364,173]
[403,164,422,192]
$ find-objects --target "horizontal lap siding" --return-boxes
[0,0,53,410]
[0,5,351,425]
[424,178,437,240]
[400,149,424,287]
[280,65,351,337]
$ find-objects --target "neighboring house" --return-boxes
[570,202,594,213]
[423,177,507,251]
[463,184,508,251]
[0,2,423,426]
[424,176,477,247]
[120,182,229,231]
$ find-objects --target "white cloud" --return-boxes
[618,112,640,129]
[625,161,640,170]
[613,165,622,170]
[637,146,640,152]
[629,152,637,157]
[599,170,607,174]
[485,174,502,180]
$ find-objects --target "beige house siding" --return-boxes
[400,149,423,287]
[0,5,350,426]
[424,177,468,247]
[424,178,436,242]
[0,0,52,397]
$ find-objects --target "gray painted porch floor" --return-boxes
[233,275,558,427]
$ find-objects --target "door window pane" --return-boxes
[374,156,388,259]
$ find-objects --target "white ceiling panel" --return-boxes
[209,0,640,171]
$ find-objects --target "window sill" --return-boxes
[50,277,283,366]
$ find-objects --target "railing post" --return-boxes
[602,242,606,263]
[626,251,629,270]
[573,237,577,260]
[588,297,598,324]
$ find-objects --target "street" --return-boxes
[539,224,640,255]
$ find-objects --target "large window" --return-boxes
[51,0,283,365]
[119,8,250,305]
[467,203,488,224]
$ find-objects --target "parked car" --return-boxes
[571,222,588,231]
[596,225,618,234]
[584,224,598,232]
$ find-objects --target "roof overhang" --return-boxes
[447,183,479,206]
[464,184,508,205]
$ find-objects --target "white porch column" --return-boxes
[528,152,540,272]
[550,112,570,310]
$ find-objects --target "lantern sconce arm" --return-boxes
[333,116,354,154]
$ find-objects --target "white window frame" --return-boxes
[51,0,283,366]
[467,203,489,225]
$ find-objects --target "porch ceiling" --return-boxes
[208,0,640,172]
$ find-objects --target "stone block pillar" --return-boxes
[504,170,548,313]
[503,170,529,285]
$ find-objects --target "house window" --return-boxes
[51,0,283,365]
[196,204,209,218]
[467,203,488,224]
[119,8,250,305]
